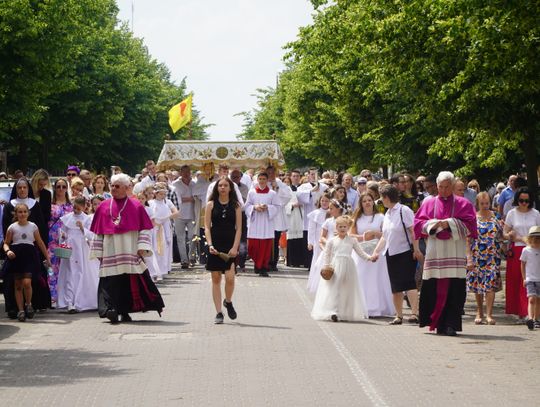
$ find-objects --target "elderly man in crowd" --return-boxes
[342,173,358,210]
[79,169,93,199]
[90,173,164,323]
[414,171,477,336]
[454,178,477,204]
[497,175,518,217]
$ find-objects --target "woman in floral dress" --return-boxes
[47,178,73,306]
[467,192,502,325]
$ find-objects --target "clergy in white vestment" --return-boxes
[285,170,306,267]
[265,166,292,271]
[245,172,279,277]
[297,168,329,266]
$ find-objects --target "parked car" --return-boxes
[0,179,16,203]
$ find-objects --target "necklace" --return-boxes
[110,197,129,226]
[219,200,229,219]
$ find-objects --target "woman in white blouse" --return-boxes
[503,187,540,319]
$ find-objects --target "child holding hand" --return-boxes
[311,215,373,322]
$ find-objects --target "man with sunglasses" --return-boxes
[65,165,80,198]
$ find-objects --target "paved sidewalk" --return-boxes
[0,264,538,407]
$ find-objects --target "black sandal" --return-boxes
[408,314,419,323]
[389,316,403,325]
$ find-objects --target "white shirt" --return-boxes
[133,175,155,194]
[346,187,359,210]
[322,217,336,240]
[520,247,540,282]
[505,208,540,247]
[205,180,244,207]
[191,176,207,200]
[297,181,329,230]
[268,178,292,232]
[172,178,195,220]
[8,222,38,245]
[241,173,253,190]
[382,203,415,256]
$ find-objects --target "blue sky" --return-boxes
[116,0,314,141]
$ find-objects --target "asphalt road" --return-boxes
[0,264,538,406]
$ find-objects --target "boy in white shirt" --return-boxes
[521,226,540,330]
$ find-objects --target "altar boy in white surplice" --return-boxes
[245,172,279,277]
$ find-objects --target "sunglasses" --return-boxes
[56,185,67,189]
[111,184,122,189]
[518,199,530,204]
[67,173,77,176]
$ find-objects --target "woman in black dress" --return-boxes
[2,178,51,318]
[204,176,242,324]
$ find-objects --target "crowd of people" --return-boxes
[1,161,539,334]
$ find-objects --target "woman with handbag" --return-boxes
[466,192,503,325]
[372,185,423,325]
[351,193,395,317]
[311,216,373,322]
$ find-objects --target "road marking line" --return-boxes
[289,274,388,407]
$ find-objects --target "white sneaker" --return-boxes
[67,304,77,314]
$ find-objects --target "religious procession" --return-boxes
[2,1,539,405]
[2,155,539,336]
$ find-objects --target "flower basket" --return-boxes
[54,245,72,259]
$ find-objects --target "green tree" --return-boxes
[242,0,539,197]
[0,0,208,175]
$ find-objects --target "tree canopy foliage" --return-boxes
[239,0,539,193]
[0,0,208,175]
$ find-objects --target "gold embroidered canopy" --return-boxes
[156,140,285,171]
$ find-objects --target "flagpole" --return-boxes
[188,120,192,140]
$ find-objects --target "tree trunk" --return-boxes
[522,130,539,208]
[18,136,28,174]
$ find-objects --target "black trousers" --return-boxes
[303,231,313,268]
[286,237,306,267]
[269,230,283,270]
